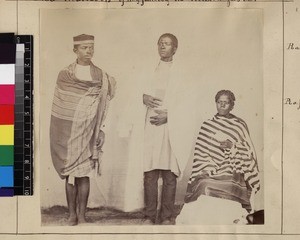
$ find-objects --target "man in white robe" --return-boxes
[142,34,179,225]
[119,33,199,224]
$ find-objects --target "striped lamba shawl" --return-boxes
[50,62,116,182]
[185,114,260,212]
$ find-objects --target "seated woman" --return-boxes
[176,90,260,225]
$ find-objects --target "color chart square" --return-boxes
[0,125,14,145]
[0,166,13,187]
[0,43,16,64]
[0,85,15,104]
[0,188,14,196]
[0,64,15,84]
[0,145,13,166]
[0,105,14,124]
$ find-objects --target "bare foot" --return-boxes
[77,216,88,225]
[67,216,78,226]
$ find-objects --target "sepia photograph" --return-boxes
[39,8,264,227]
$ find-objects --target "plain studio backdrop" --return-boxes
[40,8,264,215]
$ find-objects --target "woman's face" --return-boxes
[216,95,232,116]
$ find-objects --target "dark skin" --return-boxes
[216,94,234,149]
[65,177,90,225]
[143,95,167,126]
[150,109,168,126]
[142,36,177,126]
[65,42,104,225]
[219,140,233,149]
[73,43,94,66]
[143,94,162,109]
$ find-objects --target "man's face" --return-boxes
[216,95,232,116]
[74,43,94,62]
[157,36,177,61]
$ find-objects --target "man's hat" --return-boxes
[73,34,94,45]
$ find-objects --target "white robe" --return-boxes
[118,59,201,212]
[143,60,180,176]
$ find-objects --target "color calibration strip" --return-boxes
[0,34,34,197]
[0,33,16,196]
[14,35,34,196]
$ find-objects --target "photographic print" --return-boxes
[40,8,264,227]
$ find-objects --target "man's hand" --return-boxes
[143,94,162,109]
[97,130,105,148]
[219,139,233,149]
[150,109,167,126]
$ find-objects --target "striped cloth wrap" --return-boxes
[50,62,116,184]
[185,114,260,212]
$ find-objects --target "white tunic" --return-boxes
[143,61,180,176]
[75,64,93,81]
[117,60,200,211]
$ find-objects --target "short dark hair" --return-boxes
[215,90,236,108]
[158,33,178,49]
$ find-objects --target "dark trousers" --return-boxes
[144,169,177,222]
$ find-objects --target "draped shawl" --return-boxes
[185,114,260,212]
[50,62,116,181]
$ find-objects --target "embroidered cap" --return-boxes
[73,34,94,45]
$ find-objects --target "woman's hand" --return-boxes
[219,139,233,149]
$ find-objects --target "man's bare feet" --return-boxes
[77,216,88,224]
[67,215,78,226]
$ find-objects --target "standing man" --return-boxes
[119,33,198,224]
[142,33,180,225]
[50,34,116,225]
